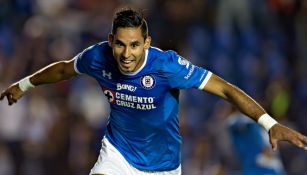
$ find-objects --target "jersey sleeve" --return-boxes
[73,45,95,75]
[165,51,212,89]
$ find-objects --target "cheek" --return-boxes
[113,49,122,57]
[132,48,144,57]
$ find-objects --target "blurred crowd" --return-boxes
[0,0,307,174]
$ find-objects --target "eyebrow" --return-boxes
[131,41,140,45]
[114,39,140,46]
[114,39,125,46]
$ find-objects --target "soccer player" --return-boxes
[225,106,287,175]
[1,8,307,175]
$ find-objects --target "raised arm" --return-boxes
[203,73,307,151]
[27,58,77,85]
[203,74,266,121]
[0,58,78,105]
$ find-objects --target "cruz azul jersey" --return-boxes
[74,41,212,171]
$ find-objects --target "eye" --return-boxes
[131,43,139,48]
[116,43,124,47]
[114,41,125,47]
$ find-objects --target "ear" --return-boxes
[144,36,151,49]
[108,33,114,47]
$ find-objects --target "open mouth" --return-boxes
[119,58,135,70]
[121,59,133,64]
[120,57,134,65]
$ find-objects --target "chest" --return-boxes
[93,69,170,110]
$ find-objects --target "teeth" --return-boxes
[122,60,132,64]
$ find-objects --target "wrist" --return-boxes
[257,113,278,132]
[18,76,35,92]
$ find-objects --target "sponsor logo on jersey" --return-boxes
[117,83,137,92]
[102,87,157,110]
[178,56,190,69]
[103,89,116,104]
[184,65,195,80]
[140,75,155,90]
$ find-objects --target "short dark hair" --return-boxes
[112,8,148,39]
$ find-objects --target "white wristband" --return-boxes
[18,77,35,92]
[257,114,278,132]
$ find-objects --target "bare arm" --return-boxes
[0,58,78,105]
[203,73,307,151]
[203,74,266,122]
[29,58,78,86]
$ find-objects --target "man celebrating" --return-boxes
[1,8,307,175]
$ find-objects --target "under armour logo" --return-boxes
[102,70,112,79]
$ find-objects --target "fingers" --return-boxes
[298,134,307,151]
[8,94,17,105]
[268,122,307,151]
[0,91,17,105]
[300,135,307,143]
[270,137,278,152]
[287,132,307,151]
[0,90,6,100]
[293,139,307,151]
[270,124,307,151]
[269,129,278,151]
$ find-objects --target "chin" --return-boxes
[123,65,136,72]
[120,67,132,73]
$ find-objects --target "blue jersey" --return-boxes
[226,113,286,175]
[74,42,212,171]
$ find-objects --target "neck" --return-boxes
[133,50,145,72]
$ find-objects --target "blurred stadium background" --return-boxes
[0,0,306,174]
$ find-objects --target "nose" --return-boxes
[123,47,131,58]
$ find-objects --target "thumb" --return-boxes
[0,91,7,100]
[270,137,278,151]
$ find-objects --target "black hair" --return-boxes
[112,8,148,39]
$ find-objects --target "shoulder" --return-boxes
[75,41,113,72]
[149,46,177,60]
[149,47,180,68]
[150,47,189,75]
[80,41,111,58]
[77,41,113,65]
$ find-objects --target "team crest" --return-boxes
[140,75,155,90]
[178,56,190,69]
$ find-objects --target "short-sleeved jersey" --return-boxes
[74,41,212,171]
[226,113,286,175]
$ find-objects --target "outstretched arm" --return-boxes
[0,58,78,105]
[203,73,307,151]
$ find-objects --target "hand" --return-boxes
[0,83,25,105]
[269,123,307,151]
